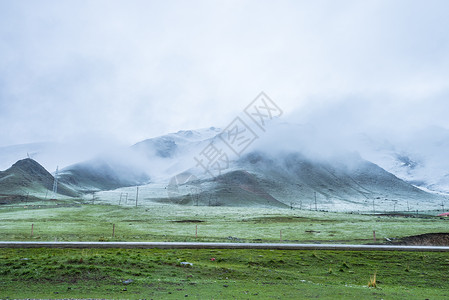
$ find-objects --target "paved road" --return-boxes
[1,241,449,252]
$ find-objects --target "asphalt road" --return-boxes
[1,241,449,252]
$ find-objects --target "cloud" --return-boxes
[0,0,448,152]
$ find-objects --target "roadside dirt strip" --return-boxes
[1,241,449,252]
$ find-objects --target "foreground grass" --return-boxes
[0,202,448,243]
[1,248,448,299]
[1,202,449,299]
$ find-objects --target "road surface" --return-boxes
[1,241,449,252]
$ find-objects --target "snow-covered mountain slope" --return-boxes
[3,123,447,211]
[131,127,222,180]
[58,158,150,193]
[239,151,441,210]
[356,127,449,194]
[133,127,221,159]
[152,150,442,210]
[57,128,221,192]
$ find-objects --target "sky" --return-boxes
[1,0,449,151]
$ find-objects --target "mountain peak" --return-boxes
[0,158,78,199]
[9,158,52,176]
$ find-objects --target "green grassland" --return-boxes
[0,201,447,243]
[1,248,449,299]
[1,201,449,299]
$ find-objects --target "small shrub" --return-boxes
[368,272,377,288]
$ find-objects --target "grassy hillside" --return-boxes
[0,159,79,202]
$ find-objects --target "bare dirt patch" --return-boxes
[172,220,205,223]
[393,233,449,246]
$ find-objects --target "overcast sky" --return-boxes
[1,0,449,149]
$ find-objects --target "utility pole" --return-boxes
[314,192,317,211]
[441,201,445,212]
[136,187,139,207]
[52,166,59,198]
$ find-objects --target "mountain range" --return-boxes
[0,124,447,211]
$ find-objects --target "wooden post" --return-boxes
[280,230,283,242]
[373,230,376,242]
[112,224,115,238]
[31,224,34,237]
[195,225,198,238]
[314,192,317,211]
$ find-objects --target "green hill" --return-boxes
[0,158,79,203]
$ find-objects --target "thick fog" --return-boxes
[1,0,448,171]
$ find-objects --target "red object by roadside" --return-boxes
[437,212,449,217]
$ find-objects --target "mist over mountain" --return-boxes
[59,119,441,210]
[356,126,449,194]
[58,158,150,193]
[1,105,448,210]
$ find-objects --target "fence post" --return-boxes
[373,230,376,242]
[112,224,115,238]
[31,223,34,237]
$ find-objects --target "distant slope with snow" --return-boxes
[356,127,449,194]
[58,158,150,193]
[2,124,447,210]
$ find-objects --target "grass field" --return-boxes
[0,201,447,244]
[1,248,449,299]
[1,200,449,299]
